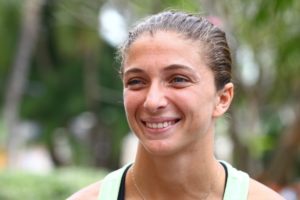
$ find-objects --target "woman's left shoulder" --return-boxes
[248,178,284,200]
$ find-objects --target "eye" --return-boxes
[171,76,189,83]
[128,79,142,85]
[125,78,146,90]
[168,75,191,88]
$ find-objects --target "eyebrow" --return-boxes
[123,68,145,77]
[123,64,198,77]
[163,64,197,74]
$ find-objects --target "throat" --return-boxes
[127,158,227,199]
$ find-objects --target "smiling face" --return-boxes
[122,31,232,156]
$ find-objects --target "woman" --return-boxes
[68,11,283,200]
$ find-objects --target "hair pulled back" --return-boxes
[118,11,232,90]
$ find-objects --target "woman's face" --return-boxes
[122,31,226,156]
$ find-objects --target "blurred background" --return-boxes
[0,0,299,199]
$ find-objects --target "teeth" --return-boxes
[145,121,175,129]
[164,122,168,127]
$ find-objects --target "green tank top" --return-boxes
[98,161,249,200]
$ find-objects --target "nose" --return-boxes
[143,82,168,113]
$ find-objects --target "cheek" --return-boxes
[123,90,132,116]
[172,89,205,107]
[174,88,216,116]
[123,90,143,117]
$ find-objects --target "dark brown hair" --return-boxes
[118,11,232,90]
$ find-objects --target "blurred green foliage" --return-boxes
[0,167,107,200]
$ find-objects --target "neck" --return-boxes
[131,132,226,199]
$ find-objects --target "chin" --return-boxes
[141,140,182,157]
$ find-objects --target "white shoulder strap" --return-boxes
[221,160,250,200]
[98,163,131,200]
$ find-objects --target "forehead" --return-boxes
[124,31,206,69]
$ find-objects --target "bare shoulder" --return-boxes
[248,178,284,200]
[66,181,101,200]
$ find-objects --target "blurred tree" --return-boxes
[3,0,45,166]
[27,0,120,168]
[201,0,300,184]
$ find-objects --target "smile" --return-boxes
[143,119,180,129]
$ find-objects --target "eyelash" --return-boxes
[127,79,142,85]
[125,78,146,89]
[170,76,189,83]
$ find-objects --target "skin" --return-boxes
[67,31,284,200]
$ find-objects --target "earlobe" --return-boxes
[213,83,234,117]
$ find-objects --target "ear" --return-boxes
[213,83,234,117]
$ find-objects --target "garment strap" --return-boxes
[98,163,131,200]
[117,165,131,200]
[220,160,250,200]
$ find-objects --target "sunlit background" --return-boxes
[0,0,299,199]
